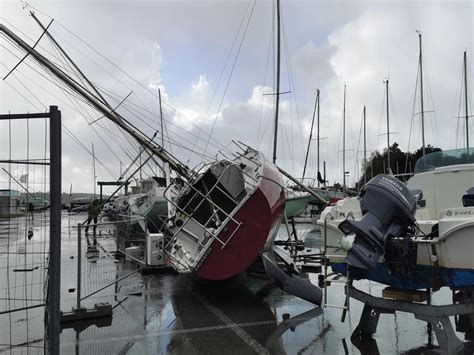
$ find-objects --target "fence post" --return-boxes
[48,105,61,355]
[77,223,82,310]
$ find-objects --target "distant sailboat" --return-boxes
[301,87,348,210]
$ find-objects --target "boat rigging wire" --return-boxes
[186,0,254,164]
[453,64,464,149]
[202,0,257,160]
[0,59,139,177]
[256,21,274,150]
[3,18,53,81]
[281,11,305,167]
[4,30,231,170]
[30,11,113,110]
[20,9,235,156]
[1,58,124,180]
[2,12,235,164]
[1,24,194,179]
[92,84,221,161]
[422,55,440,149]
[404,61,420,173]
[355,108,364,185]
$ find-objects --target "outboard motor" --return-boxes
[338,175,417,270]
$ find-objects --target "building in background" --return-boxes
[0,190,20,215]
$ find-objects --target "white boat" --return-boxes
[284,189,313,218]
[317,148,474,290]
[161,147,286,280]
[112,177,168,233]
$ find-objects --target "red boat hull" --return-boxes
[195,157,285,280]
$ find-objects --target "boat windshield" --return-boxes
[414,148,474,173]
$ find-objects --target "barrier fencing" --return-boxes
[73,217,148,311]
[0,106,62,354]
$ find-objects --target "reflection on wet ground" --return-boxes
[1,212,474,353]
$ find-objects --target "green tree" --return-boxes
[358,143,442,187]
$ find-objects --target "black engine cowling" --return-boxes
[338,175,417,270]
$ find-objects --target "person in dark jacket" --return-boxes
[85,199,101,235]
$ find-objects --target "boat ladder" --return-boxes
[321,214,351,321]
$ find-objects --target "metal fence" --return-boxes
[0,106,62,354]
[71,217,147,312]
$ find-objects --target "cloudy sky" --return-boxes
[0,0,472,193]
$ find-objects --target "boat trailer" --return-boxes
[348,285,474,354]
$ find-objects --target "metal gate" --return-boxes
[0,106,61,354]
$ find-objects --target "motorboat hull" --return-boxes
[332,262,474,290]
[318,198,474,290]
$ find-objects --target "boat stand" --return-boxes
[349,285,474,354]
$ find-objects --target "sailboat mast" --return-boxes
[272,0,281,164]
[92,142,96,197]
[302,89,318,181]
[343,84,346,191]
[159,88,173,218]
[139,147,143,180]
[363,105,367,185]
[385,79,390,172]
[158,88,170,182]
[317,89,321,187]
[464,51,469,150]
[323,161,326,187]
[159,88,164,148]
[0,24,191,179]
[419,33,426,157]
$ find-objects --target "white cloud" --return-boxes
[191,74,209,99]
[0,0,472,191]
[246,85,274,108]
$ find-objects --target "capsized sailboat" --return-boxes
[162,146,285,280]
[0,15,323,304]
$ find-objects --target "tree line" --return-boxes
[355,142,442,189]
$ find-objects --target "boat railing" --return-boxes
[284,177,316,188]
[393,172,414,178]
[162,163,249,268]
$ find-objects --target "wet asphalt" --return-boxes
[1,212,474,354]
